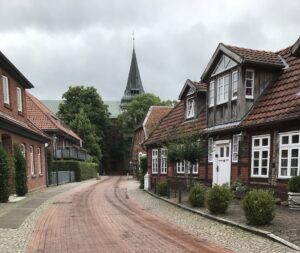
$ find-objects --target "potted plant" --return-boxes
[288,176,300,210]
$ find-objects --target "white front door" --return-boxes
[213,140,231,186]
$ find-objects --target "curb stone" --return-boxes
[144,189,300,252]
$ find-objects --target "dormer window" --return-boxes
[2,75,9,105]
[186,97,195,119]
[245,69,254,99]
[217,74,229,104]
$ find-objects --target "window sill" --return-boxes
[31,174,37,178]
[152,172,158,174]
[278,176,292,180]
[245,96,254,100]
[176,172,185,174]
[216,101,228,106]
[4,103,12,111]
[39,173,43,177]
[18,111,25,117]
[160,172,167,175]
[251,175,268,178]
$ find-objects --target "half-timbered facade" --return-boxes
[202,37,300,199]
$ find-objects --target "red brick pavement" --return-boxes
[26,177,231,253]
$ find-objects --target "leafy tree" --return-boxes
[69,108,102,160]
[57,86,109,161]
[0,146,9,202]
[118,93,176,131]
[14,144,28,196]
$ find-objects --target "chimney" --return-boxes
[292,37,300,57]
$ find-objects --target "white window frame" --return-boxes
[20,144,26,157]
[176,161,185,174]
[186,97,195,119]
[217,74,229,105]
[251,135,270,178]
[208,138,213,162]
[209,80,214,107]
[160,148,167,174]
[278,131,300,179]
[2,75,9,104]
[245,69,254,99]
[37,147,42,175]
[231,70,238,100]
[192,162,199,174]
[232,135,240,163]
[152,149,158,174]
[17,87,23,112]
[30,145,35,176]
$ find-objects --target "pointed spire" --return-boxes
[121,36,145,105]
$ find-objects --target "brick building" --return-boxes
[0,51,49,192]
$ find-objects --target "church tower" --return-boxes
[121,38,144,107]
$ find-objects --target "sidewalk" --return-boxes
[148,190,300,251]
[0,179,99,253]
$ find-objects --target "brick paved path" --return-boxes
[26,176,230,253]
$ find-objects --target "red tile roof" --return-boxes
[144,100,206,146]
[143,106,173,139]
[26,92,81,142]
[225,45,284,67]
[242,46,300,126]
[0,111,49,140]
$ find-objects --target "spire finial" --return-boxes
[132,31,135,49]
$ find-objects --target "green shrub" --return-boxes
[206,184,232,214]
[288,176,300,193]
[242,189,275,225]
[139,156,147,189]
[14,144,28,196]
[52,160,98,181]
[0,146,10,202]
[156,181,168,196]
[189,185,206,207]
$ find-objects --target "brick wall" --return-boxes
[0,66,27,123]
[0,129,47,192]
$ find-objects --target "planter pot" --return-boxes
[288,192,300,210]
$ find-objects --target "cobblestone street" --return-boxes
[127,179,297,253]
[0,177,297,253]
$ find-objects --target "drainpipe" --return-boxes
[45,143,49,187]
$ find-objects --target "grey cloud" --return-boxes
[0,0,299,101]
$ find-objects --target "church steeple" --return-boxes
[121,38,144,105]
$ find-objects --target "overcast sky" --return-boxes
[0,0,299,101]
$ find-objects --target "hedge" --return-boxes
[52,160,98,182]
[0,146,9,202]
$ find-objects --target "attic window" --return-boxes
[186,97,195,119]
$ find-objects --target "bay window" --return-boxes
[251,135,270,177]
[217,74,229,104]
